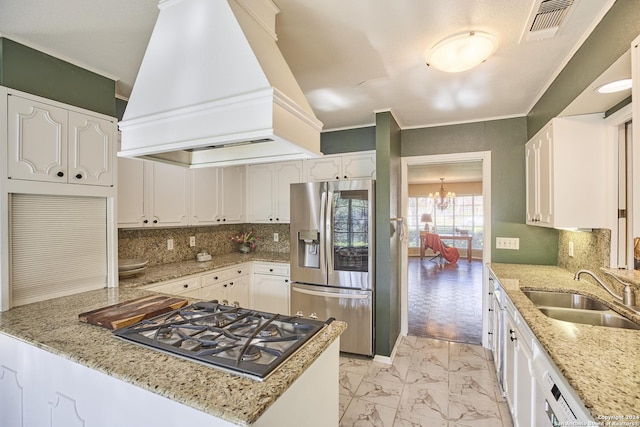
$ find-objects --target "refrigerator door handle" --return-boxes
[291,285,369,299]
[325,189,335,277]
[319,188,327,279]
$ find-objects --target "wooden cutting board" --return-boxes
[79,295,188,330]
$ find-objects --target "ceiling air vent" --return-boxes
[523,0,575,42]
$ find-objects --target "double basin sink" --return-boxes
[523,290,640,330]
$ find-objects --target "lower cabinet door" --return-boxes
[253,274,290,315]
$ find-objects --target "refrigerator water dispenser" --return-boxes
[298,230,320,268]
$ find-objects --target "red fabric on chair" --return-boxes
[423,232,460,264]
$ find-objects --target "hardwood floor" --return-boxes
[407,257,483,344]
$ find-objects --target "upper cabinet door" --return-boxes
[219,165,245,223]
[117,157,148,227]
[247,163,275,222]
[68,111,114,187]
[274,161,303,222]
[190,167,221,226]
[7,95,68,183]
[304,157,342,181]
[341,153,376,180]
[150,162,190,226]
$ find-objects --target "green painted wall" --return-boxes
[0,38,115,116]
[375,112,402,356]
[320,126,376,154]
[527,0,640,138]
[402,117,559,265]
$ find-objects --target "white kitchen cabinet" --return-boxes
[217,165,245,224]
[144,275,201,299]
[192,165,246,225]
[200,264,250,307]
[253,262,290,315]
[190,167,219,225]
[525,114,606,229]
[504,297,537,427]
[7,92,115,187]
[118,159,190,227]
[151,162,191,226]
[117,156,147,227]
[304,152,375,181]
[247,161,302,223]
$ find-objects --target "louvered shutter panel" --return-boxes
[11,194,107,306]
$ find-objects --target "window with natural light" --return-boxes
[408,195,484,250]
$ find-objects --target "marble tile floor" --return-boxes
[339,336,513,427]
[408,258,483,344]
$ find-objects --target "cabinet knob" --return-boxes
[57,171,64,177]
[223,218,226,222]
[275,218,279,221]
[75,173,83,179]
[344,175,348,179]
[335,176,340,180]
[214,276,218,280]
[143,219,148,224]
[223,284,228,288]
[153,219,158,224]
[285,279,289,283]
[269,218,273,221]
[229,282,234,286]
[488,332,493,335]
[217,218,221,222]
[237,270,242,274]
[488,291,493,296]
[269,268,274,272]
[509,329,517,342]
[183,284,189,288]
[488,308,494,312]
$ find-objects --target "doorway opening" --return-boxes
[400,152,492,347]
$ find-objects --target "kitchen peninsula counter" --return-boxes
[0,286,346,426]
[119,252,290,288]
[488,263,640,419]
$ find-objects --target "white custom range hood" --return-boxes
[118,0,323,168]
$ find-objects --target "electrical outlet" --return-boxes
[167,239,174,250]
[569,241,574,257]
[273,233,279,242]
[190,236,196,247]
[496,237,519,250]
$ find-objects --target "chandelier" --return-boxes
[430,178,455,210]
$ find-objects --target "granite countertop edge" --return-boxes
[487,263,640,419]
[119,252,291,288]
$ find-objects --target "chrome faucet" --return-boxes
[573,269,636,307]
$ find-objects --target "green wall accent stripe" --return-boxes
[374,111,401,357]
[0,38,115,116]
[320,126,376,154]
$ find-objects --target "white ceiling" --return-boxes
[0,0,628,134]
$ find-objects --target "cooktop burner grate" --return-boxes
[114,300,331,380]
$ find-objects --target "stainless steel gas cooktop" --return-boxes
[114,300,331,380]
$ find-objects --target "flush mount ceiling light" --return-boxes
[427,31,498,73]
[595,78,632,94]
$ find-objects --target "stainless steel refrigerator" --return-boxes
[290,179,375,356]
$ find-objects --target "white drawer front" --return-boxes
[200,264,249,286]
[144,276,199,295]
[253,262,290,276]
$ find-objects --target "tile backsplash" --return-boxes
[118,223,290,266]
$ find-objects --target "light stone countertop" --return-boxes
[119,252,291,288]
[488,263,640,419]
[0,285,346,426]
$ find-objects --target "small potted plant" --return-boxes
[229,229,260,253]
